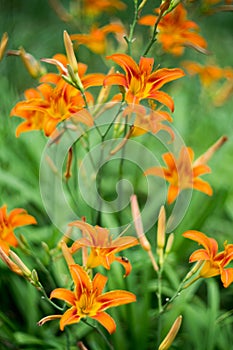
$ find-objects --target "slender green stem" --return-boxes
[38,282,64,311]
[125,0,139,56]
[156,267,163,348]
[161,274,202,314]
[65,180,79,214]
[82,319,114,350]
[102,103,124,140]
[117,118,129,226]
[143,10,163,57]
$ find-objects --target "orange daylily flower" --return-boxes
[182,61,225,87]
[104,53,184,108]
[71,23,125,54]
[69,220,138,276]
[182,61,233,105]
[139,4,207,56]
[145,136,227,204]
[0,204,37,254]
[82,0,126,16]
[123,103,174,139]
[10,54,105,136]
[183,230,233,288]
[38,263,136,333]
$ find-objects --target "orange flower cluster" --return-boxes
[10,54,104,136]
[139,4,207,56]
[38,226,137,333]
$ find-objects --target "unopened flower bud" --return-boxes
[9,250,31,277]
[158,315,182,350]
[157,206,166,249]
[63,30,78,74]
[0,32,8,61]
[31,269,40,285]
[165,233,174,255]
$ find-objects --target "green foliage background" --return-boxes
[0,0,233,349]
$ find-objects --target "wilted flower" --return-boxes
[10,54,104,136]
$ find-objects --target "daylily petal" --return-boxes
[200,260,220,278]
[106,54,140,79]
[167,184,179,204]
[60,307,80,331]
[38,314,62,327]
[139,57,154,75]
[221,268,233,288]
[144,166,165,178]
[97,290,136,310]
[50,288,76,306]
[148,90,175,111]
[92,312,116,334]
[115,256,132,277]
[148,68,185,90]
[92,273,108,296]
[183,230,218,256]
[112,236,138,251]
[104,73,128,88]
[82,74,105,89]
[70,264,92,298]
[193,178,213,196]
[193,164,211,177]
[188,249,212,262]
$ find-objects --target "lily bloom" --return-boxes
[71,23,125,54]
[0,204,37,254]
[183,230,233,288]
[145,136,227,204]
[182,61,224,87]
[10,54,104,136]
[82,0,126,16]
[69,220,138,276]
[38,264,136,333]
[104,53,184,109]
[123,103,174,139]
[139,4,207,56]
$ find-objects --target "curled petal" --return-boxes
[115,256,132,277]
[221,268,233,288]
[183,230,218,256]
[38,314,62,327]
[60,307,80,331]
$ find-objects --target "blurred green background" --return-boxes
[0,0,233,349]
